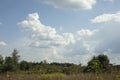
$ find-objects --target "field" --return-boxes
[0,72,120,80]
[0,51,120,80]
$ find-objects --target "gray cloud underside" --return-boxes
[42,0,115,10]
[42,0,96,10]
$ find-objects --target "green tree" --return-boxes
[20,61,30,71]
[87,60,102,73]
[11,49,20,65]
[2,49,20,72]
[84,54,110,73]
[4,56,15,71]
[11,49,20,70]
[0,55,4,73]
[97,54,109,71]
[0,55,4,64]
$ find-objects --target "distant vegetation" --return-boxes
[0,49,120,80]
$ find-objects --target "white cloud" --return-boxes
[76,29,99,40]
[91,11,120,64]
[91,11,120,23]
[0,41,7,46]
[17,13,99,65]
[17,13,75,48]
[17,12,120,65]
[62,33,75,44]
[43,0,96,10]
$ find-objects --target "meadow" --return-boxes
[0,49,120,80]
[0,72,120,80]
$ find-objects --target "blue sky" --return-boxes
[0,0,120,65]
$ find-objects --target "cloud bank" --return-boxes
[42,0,115,10]
[91,11,120,54]
[18,13,98,64]
[18,12,120,65]
[91,11,120,64]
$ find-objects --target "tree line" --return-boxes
[0,49,120,74]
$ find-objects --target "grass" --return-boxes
[40,73,66,80]
[0,72,120,80]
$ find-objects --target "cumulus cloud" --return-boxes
[17,13,99,65]
[17,13,75,48]
[76,29,99,40]
[42,0,96,10]
[18,12,120,65]
[0,41,7,46]
[91,11,120,23]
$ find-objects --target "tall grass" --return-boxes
[40,73,66,80]
[0,72,119,80]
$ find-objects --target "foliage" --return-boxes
[84,54,110,73]
[11,49,20,65]
[85,60,102,73]
[0,49,20,72]
[116,72,120,80]
[0,55,3,64]
[0,55,4,72]
[97,54,109,72]
[3,56,16,71]
[0,49,120,74]
[20,61,30,71]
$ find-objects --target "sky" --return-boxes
[0,0,120,65]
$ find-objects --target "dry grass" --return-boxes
[65,73,117,80]
[0,73,39,80]
[0,72,119,80]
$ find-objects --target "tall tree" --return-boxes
[0,55,4,73]
[11,49,20,71]
[11,49,20,65]
[97,54,109,71]
[0,55,4,64]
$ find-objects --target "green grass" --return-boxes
[40,73,66,80]
[0,72,120,80]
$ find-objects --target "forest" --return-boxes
[0,49,120,80]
